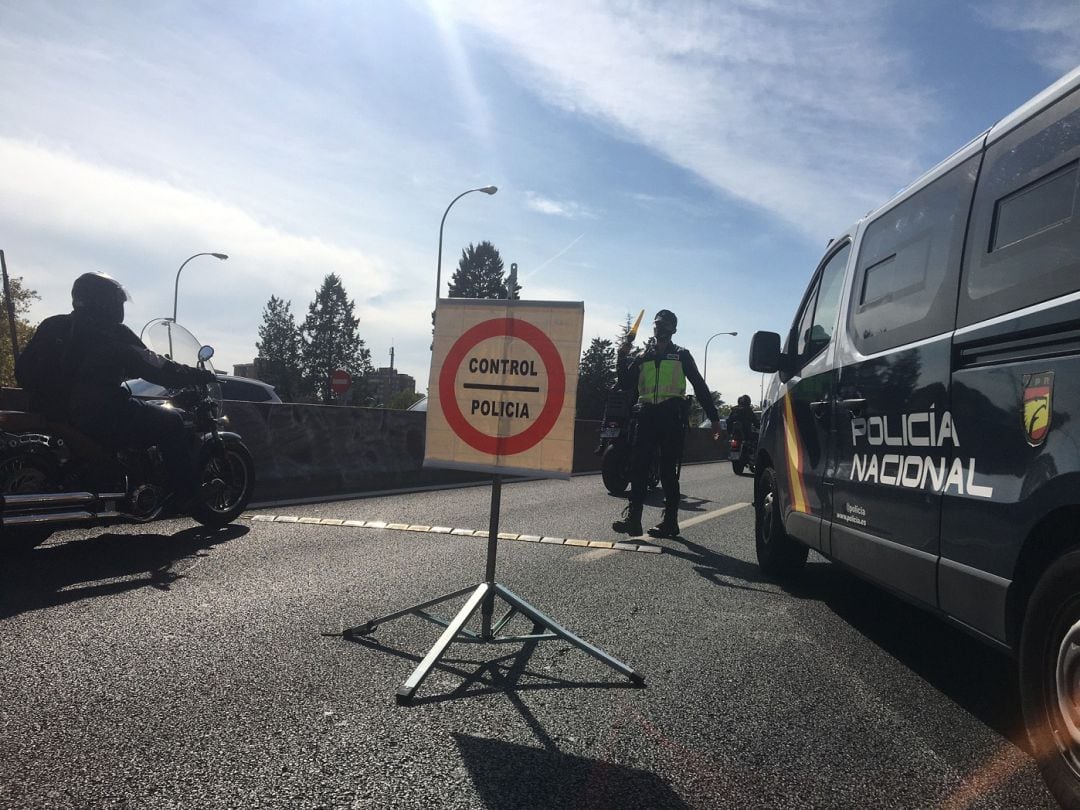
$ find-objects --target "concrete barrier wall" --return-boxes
[0,389,728,501]
[223,402,728,501]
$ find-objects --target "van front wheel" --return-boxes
[755,467,807,578]
[1020,550,1080,808]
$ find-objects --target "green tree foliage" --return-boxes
[1,277,39,387]
[576,337,616,419]
[690,391,724,427]
[448,241,520,299]
[300,274,373,404]
[255,295,303,402]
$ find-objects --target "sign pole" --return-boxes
[480,474,502,639]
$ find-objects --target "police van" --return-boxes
[747,65,1080,806]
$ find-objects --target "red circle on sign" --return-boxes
[330,369,351,394]
[438,318,565,456]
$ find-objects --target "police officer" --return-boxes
[612,309,722,538]
[727,394,760,440]
[16,272,216,506]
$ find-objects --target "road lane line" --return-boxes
[677,502,751,530]
[241,502,751,556]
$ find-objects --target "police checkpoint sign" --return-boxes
[425,298,584,478]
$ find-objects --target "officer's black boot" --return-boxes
[648,506,680,538]
[613,501,644,536]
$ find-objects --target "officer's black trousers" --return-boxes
[628,400,683,508]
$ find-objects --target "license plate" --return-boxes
[600,427,621,438]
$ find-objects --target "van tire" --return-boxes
[755,466,808,578]
[1019,550,1080,808]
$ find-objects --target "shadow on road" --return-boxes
[662,535,777,596]
[658,532,1025,749]
[342,619,639,706]
[783,561,1027,747]
[345,620,680,807]
[0,523,248,619]
[453,733,689,810]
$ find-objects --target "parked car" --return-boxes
[128,374,282,404]
[407,395,428,412]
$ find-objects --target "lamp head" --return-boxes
[211,253,229,260]
[479,186,498,195]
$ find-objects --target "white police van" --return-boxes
[748,65,1080,806]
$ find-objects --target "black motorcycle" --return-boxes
[0,321,256,552]
[597,389,690,496]
[728,423,758,477]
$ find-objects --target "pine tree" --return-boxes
[0,277,39,387]
[448,241,520,299]
[576,338,617,420]
[300,274,373,404]
[254,295,303,402]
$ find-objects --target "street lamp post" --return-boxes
[173,252,228,323]
[435,186,497,310]
[702,331,738,390]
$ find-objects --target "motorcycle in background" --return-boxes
[728,424,758,477]
[0,321,256,552]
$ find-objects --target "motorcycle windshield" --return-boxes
[139,320,222,403]
[143,320,214,371]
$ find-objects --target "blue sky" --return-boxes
[1,1,1077,403]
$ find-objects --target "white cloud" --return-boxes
[441,0,933,238]
[0,137,395,369]
[524,192,597,219]
[976,1,1080,76]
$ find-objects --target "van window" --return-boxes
[959,87,1080,326]
[849,155,978,354]
[789,242,850,366]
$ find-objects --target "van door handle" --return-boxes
[810,400,829,419]
[841,398,866,416]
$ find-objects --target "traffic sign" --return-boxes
[330,369,351,395]
[425,299,584,478]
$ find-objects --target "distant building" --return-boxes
[365,366,415,406]
[233,361,259,379]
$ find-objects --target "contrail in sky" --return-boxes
[523,232,585,280]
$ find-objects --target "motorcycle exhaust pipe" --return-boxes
[2,510,123,528]
[0,491,127,510]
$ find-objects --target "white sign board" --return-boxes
[425,298,584,478]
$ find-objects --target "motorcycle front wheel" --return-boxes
[601,443,630,495]
[189,440,256,528]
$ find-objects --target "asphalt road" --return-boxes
[0,462,1057,809]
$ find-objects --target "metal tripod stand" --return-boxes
[339,475,645,704]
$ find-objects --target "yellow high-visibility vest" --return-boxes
[638,355,686,404]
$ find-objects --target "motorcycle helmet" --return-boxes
[72,271,129,324]
[653,309,678,336]
[738,394,752,408]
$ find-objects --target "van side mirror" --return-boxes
[748,331,783,373]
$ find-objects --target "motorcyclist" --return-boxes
[612,309,723,539]
[15,271,216,506]
[727,394,760,440]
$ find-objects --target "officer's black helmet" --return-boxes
[738,394,752,408]
[653,309,678,334]
[72,272,129,324]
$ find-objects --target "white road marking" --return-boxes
[241,501,752,556]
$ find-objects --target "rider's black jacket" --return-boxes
[16,311,204,423]
[727,404,760,438]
